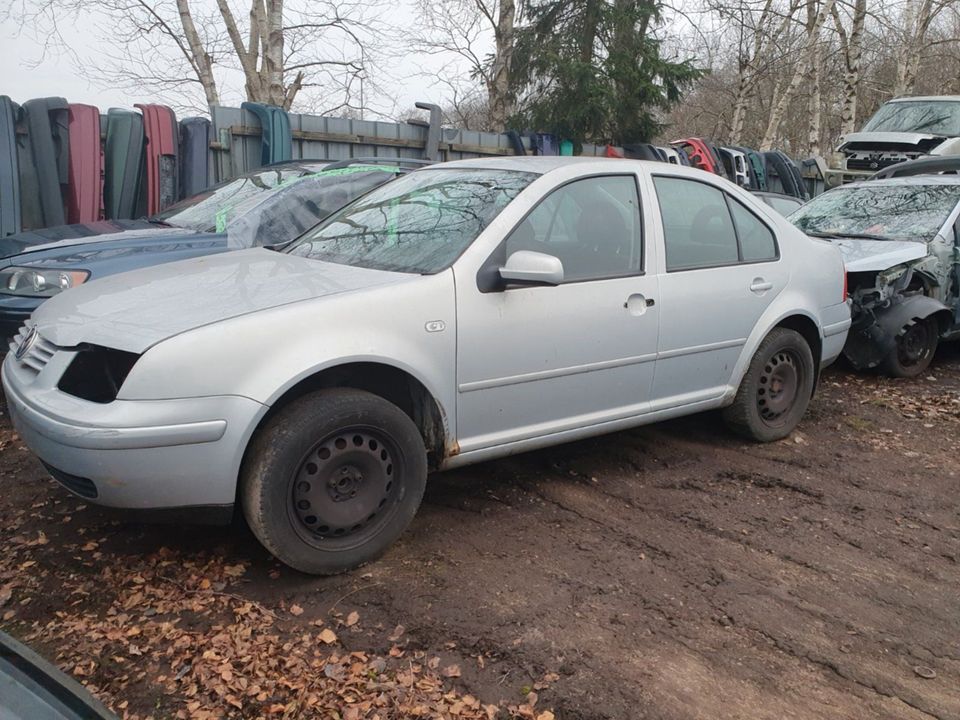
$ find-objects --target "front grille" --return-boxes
[42,462,99,499]
[8,323,57,376]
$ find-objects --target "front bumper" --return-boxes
[2,351,267,510]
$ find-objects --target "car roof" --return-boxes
[889,96,960,103]
[414,156,716,179]
[842,175,960,187]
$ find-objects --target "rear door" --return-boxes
[648,174,786,408]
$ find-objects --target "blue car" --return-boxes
[0,159,411,337]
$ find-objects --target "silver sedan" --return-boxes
[3,157,851,574]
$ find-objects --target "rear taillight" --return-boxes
[843,270,848,301]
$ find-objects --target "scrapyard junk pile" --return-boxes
[0,95,636,238]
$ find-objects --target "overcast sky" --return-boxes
[0,3,471,120]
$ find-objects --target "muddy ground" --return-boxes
[1,350,959,720]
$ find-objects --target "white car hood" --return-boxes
[838,131,944,149]
[32,248,411,353]
[832,238,929,272]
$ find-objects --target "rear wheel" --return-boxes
[723,328,815,442]
[241,389,427,575]
[881,316,939,378]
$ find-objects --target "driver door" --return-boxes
[453,174,661,453]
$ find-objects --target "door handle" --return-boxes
[624,293,654,315]
[750,278,773,294]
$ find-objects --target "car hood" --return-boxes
[830,238,929,272]
[0,229,225,272]
[32,248,412,353]
[0,220,188,258]
[838,131,946,152]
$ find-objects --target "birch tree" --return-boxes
[832,0,868,135]
[412,0,520,131]
[759,0,836,150]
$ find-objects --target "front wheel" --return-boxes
[723,328,815,442]
[880,316,939,378]
[241,389,427,575]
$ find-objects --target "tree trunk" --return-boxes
[895,0,934,96]
[176,0,220,106]
[486,0,516,131]
[760,0,835,151]
[263,0,286,106]
[837,0,866,135]
[808,37,822,155]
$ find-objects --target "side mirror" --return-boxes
[498,250,564,287]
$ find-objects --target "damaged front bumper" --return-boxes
[843,294,949,369]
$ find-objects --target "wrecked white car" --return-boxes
[791,176,960,376]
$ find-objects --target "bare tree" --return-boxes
[832,0,868,134]
[412,0,520,131]
[4,0,385,112]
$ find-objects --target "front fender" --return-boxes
[844,294,950,369]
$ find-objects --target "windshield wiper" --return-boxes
[806,230,893,242]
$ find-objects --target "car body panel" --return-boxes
[66,104,103,224]
[4,157,849,513]
[832,238,929,272]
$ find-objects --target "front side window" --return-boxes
[286,169,536,274]
[504,175,643,282]
[655,177,738,270]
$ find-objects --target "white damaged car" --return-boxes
[4,158,850,574]
[791,174,960,376]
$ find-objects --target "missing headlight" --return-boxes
[58,346,141,403]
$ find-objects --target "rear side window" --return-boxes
[654,176,778,270]
[729,198,777,261]
[654,177,738,270]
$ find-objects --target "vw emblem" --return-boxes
[15,327,38,361]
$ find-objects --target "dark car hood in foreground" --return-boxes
[1,630,115,719]
[0,219,185,258]
[33,248,413,352]
[0,228,230,277]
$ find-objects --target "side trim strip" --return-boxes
[458,338,745,393]
[458,352,657,393]
[823,318,852,338]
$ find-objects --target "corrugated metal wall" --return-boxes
[210,105,615,183]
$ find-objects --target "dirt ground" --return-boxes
[1,350,959,720]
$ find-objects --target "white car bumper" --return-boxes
[2,352,266,512]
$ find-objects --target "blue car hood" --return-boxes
[0,227,226,273]
[0,219,190,259]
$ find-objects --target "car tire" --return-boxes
[241,388,428,575]
[880,316,939,378]
[723,328,815,442]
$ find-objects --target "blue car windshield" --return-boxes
[285,168,537,273]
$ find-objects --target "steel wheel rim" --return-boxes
[287,426,402,550]
[757,350,802,425]
[898,321,932,368]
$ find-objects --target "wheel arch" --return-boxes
[247,361,451,472]
[774,313,822,394]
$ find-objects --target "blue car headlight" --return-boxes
[0,267,91,297]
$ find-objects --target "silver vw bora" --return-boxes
[3,158,851,574]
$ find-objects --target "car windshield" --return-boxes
[789,183,960,242]
[223,167,399,249]
[861,101,960,136]
[153,164,330,231]
[285,168,536,273]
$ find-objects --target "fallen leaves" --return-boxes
[289,604,304,616]
[346,610,360,626]
[318,628,338,644]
